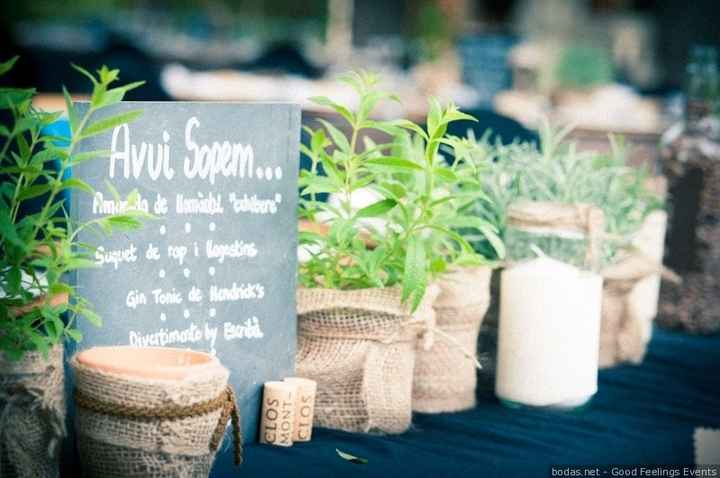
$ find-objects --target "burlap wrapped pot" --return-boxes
[599,211,669,368]
[0,344,65,478]
[412,266,492,413]
[296,286,437,434]
[71,348,241,478]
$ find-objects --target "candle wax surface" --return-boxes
[495,256,603,407]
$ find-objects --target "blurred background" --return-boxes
[1,0,719,166]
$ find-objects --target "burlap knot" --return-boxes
[507,200,605,269]
[599,250,680,368]
[296,286,438,433]
[0,345,66,478]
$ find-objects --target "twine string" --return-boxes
[74,384,243,467]
[300,315,483,370]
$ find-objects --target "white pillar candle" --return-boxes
[628,210,668,341]
[495,256,603,407]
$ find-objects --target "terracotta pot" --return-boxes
[75,346,222,380]
[72,347,237,478]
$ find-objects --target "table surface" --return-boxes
[237,327,720,478]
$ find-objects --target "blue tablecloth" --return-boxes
[238,327,720,477]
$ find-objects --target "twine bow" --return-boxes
[75,385,243,467]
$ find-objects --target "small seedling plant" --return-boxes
[0,57,147,360]
[299,71,503,310]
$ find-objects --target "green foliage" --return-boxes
[466,120,664,265]
[299,72,503,311]
[0,58,147,360]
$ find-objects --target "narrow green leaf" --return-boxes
[31,148,66,166]
[434,166,458,182]
[309,96,354,125]
[27,330,49,356]
[355,198,397,218]
[81,110,142,138]
[50,283,74,295]
[70,149,111,166]
[0,88,35,110]
[63,86,79,133]
[17,183,52,201]
[104,214,143,231]
[100,81,146,106]
[402,235,427,311]
[384,119,428,140]
[7,266,21,295]
[66,328,83,343]
[427,97,442,138]
[317,119,351,152]
[301,178,340,195]
[71,63,98,85]
[366,157,424,172]
[336,449,368,465]
[62,178,95,195]
[80,308,102,327]
[480,224,506,259]
[0,56,19,76]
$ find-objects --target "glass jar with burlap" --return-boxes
[295,285,438,434]
[71,347,242,478]
[412,266,492,413]
[504,200,604,271]
[496,201,604,409]
[0,345,65,478]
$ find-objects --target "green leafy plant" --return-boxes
[0,57,147,360]
[299,71,503,310]
[467,120,664,266]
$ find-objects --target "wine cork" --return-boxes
[259,381,297,446]
[284,377,317,442]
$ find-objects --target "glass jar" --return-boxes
[495,200,604,410]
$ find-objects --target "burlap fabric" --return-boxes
[413,267,492,413]
[71,357,232,477]
[600,256,665,368]
[599,211,670,368]
[0,344,65,478]
[296,286,437,434]
[506,200,605,269]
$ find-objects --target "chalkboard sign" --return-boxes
[70,102,300,472]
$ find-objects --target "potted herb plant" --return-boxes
[297,72,501,432]
[0,57,146,477]
[386,119,504,414]
[468,122,667,373]
[591,136,668,367]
